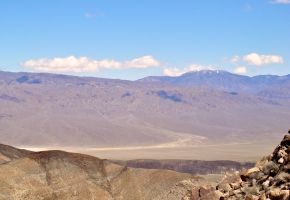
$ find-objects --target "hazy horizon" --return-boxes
[1,68,290,81]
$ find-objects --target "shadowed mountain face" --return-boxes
[0,144,31,164]
[0,145,200,200]
[114,159,254,175]
[1,70,290,158]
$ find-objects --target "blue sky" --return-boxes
[0,0,289,80]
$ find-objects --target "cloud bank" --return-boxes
[243,53,283,66]
[231,53,284,66]
[22,55,160,73]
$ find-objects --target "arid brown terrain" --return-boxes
[0,144,204,200]
[0,131,289,200]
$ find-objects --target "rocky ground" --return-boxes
[181,132,290,200]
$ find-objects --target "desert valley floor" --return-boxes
[22,139,279,161]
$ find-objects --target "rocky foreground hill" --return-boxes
[0,144,205,200]
[218,133,290,200]
[181,132,290,200]
[0,131,289,200]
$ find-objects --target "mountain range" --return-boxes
[0,70,290,160]
[139,70,290,98]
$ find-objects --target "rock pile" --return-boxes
[216,133,290,200]
[183,132,290,200]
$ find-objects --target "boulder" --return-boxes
[269,189,289,200]
[241,167,260,181]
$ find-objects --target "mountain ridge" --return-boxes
[1,70,290,160]
[138,70,290,96]
[0,145,201,200]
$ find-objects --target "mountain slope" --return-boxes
[1,70,290,160]
[139,70,290,97]
[0,148,201,200]
[0,143,31,164]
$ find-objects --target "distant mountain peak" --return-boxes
[185,69,226,74]
[181,69,232,76]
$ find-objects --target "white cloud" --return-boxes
[271,0,290,4]
[231,55,240,63]
[163,68,185,77]
[243,53,283,66]
[234,66,247,74]
[163,64,215,77]
[124,56,160,68]
[22,55,160,73]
